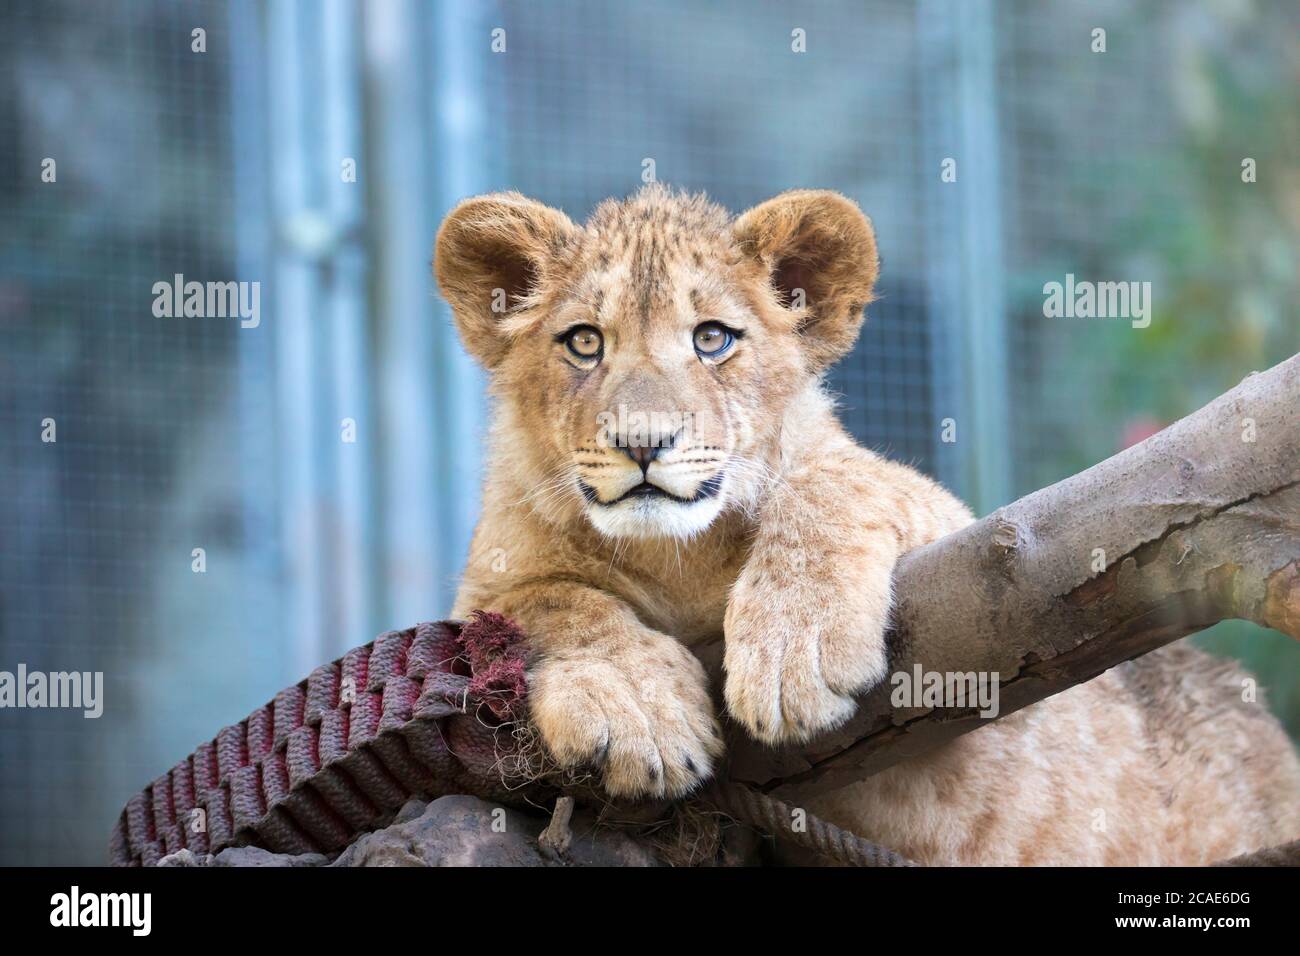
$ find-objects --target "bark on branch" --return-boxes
[720,354,1300,800]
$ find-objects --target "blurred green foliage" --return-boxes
[1108,15,1298,740]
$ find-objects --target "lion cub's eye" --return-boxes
[563,325,603,360]
[693,321,734,358]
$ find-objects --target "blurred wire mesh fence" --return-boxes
[0,0,1295,864]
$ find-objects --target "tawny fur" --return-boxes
[434,184,1300,865]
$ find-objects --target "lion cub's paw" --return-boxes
[528,645,724,799]
[723,563,891,745]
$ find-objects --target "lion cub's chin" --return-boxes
[583,494,726,541]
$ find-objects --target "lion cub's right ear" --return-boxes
[434,192,578,368]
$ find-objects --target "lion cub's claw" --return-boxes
[528,654,724,799]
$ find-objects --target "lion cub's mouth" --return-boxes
[578,474,724,507]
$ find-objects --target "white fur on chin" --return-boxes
[584,493,725,540]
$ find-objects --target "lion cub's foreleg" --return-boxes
[480,580,724,798]
[724,445,971,744]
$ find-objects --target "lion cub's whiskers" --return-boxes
[511,465,581,514]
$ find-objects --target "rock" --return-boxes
[158,794,664,867]
[157,845,327,867]
[391,797,431,825]
[331,795,543,867]
[157,848,211,867]
[330,795,662,867]
[210,846,328,867]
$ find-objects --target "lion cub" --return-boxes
[435,185,1299,864]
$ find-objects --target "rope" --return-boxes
[701,780,918,867]
[108,616,545,866]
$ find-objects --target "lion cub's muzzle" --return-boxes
[571,416,730,538]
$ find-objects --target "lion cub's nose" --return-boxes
[621,443,661,473]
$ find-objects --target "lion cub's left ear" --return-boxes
[732,190,878,371]
[435,192,578,368]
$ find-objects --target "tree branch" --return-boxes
[719,355,1300,799]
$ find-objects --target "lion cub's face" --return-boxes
[436,185,878,540]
